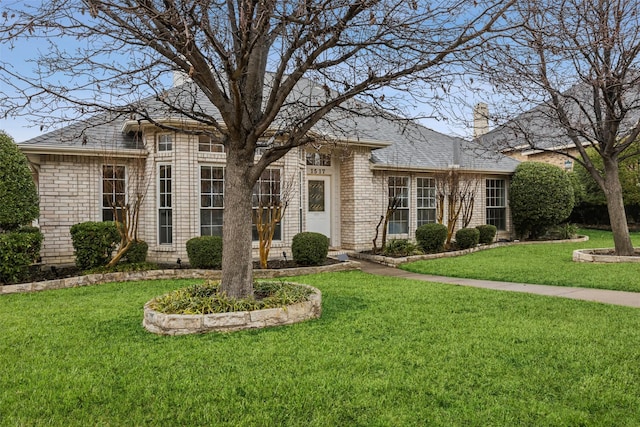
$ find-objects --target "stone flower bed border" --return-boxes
[0,259,360,295]
[144,283,322,335]
[350,235,589,267]
[573,248,640,263]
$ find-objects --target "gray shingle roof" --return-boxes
[19,77,518,172]
[478,81,640,152]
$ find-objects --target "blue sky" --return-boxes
[0,15,479,143]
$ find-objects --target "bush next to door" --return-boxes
[186,236,223,269]
[455,227,480,249]
[70,221,120,270]
[476,224,497,244]
[292,232,329,266]
[415,223,448,253]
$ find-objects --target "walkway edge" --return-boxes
[356,259,640,308]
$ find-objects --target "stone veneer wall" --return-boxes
[1,260,360,295]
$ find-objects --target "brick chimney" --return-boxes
[473,102,489,138]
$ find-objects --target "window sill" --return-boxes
[152,245,176,252]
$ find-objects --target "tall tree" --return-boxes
[474,0,640,255]
[0,0,514,297]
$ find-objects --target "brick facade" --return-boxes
[28,131,514,266]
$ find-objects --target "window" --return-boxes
[388,176,409,234]
[417,177,436,226]
[158,165,173,244]
[102,165,126,221]
[252,169,282,241]
[486,178,506,230]
[200,166,224,237]
[306,152,331,166]
[158,134,173,152]
[199,166,283,240]
[198,135,224,153]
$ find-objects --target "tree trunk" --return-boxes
[220,151,255,298]
[602,158,634,256]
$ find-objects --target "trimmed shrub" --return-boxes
[510,162,575,239]
[186,236,223,269]
[291,232,329,266]
[476,224,497,245]
[125,240,148,263]
[0,132,39,231]
[382,239,423,257]
[455,227,480,249]
[415,223,448,253]
[70,221,120,270]
[0,230,43,284]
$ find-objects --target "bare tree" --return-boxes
[102,139,150,268]
[474,0,640,255]
[253,172,294,269]
[0,0,515,297]
[434,169,478,245]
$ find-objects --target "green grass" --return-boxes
[2,271,640,425]
[402,229,640,292]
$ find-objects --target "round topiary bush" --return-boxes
[0,132,39,231]
[455,227,480,249]
[125,240,148,263]
[186,236,223,269]
[291,232,329,266]
[476,224,497,244]
[70,221,120,270]
[415,223,448,253]
[510,162,575,239]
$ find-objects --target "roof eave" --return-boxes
[18,144,148,158]
[369,163,515,175]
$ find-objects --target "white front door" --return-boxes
[306,176,331,240]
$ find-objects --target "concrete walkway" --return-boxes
[357,259,640,308]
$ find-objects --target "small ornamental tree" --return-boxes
[0,131,39,231]
[510,162,575,239]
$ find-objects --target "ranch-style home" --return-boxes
[18,79,520,266]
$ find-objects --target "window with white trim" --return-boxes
[102,165,126,222]
[158,165,173,244]
[200,166,224,237]
[158,134,173,152]
[417,177,436,226]
[388,176,409,234]
[199,166,283,241]
[486,178,506,230]
[252,168,282,241]
[198,135,224,153]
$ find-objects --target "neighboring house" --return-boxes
[18,80,519,266]
[473,102,582,171]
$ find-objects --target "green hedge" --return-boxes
[0,132,39,231]
[455,227,480,249]
[186,236,223,269]
[476,224,497,245]
[0,229,43,284]
[125,240,148,263]
[70,222,120,270]
[415,223,448,253]
[382,239,423,257]
[291,232,329,266]
[510,162,575,239]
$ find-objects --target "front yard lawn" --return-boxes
[2,271,640,425]
[402,229,640,292]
